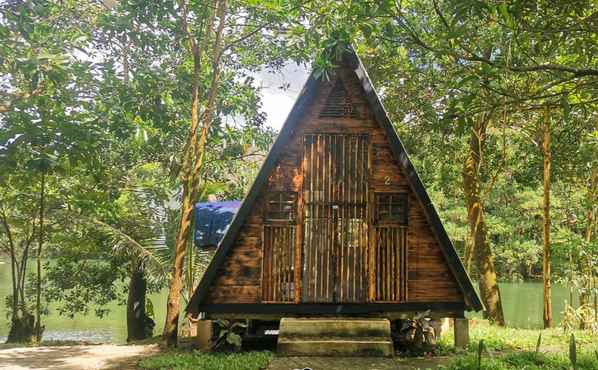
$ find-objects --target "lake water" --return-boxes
[0,260,576,343]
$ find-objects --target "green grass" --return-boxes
[136,320,598,370]
[436,320,598,369]
[137,350,273,370]
[438,320,598,353]
[440,350,598,369]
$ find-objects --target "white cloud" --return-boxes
[254,63,310,131]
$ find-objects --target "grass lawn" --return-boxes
[438,320,598,369]
[137,320,598,370]
[442,351,598,370]
[440,320,598,352]
[138,350,273,370]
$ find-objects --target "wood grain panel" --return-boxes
[207,285,260,303]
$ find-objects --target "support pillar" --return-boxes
[454,318,469,349]
[196,320,213,351]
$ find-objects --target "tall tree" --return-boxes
[541,108,553,328]
[160,0,307,345]
[462,112,505,325]
[0,0,99,342]
[162,0,228,346]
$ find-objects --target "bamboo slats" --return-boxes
[262,225,296,302]
[301,134,368,303]
[373,226,407,302]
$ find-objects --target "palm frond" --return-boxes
[83,217,172,281]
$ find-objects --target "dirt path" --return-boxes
[0,344,159,370]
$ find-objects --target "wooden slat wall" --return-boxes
[204,65,464,305]
[373,226,407,302]
[262,225,295,302]
[301,134,368,303]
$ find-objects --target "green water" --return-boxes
[0,260,577,343]
[0,260,167,343]
[468,282,576,328]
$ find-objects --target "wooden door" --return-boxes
[262,192,297,303]
[371,193,408,302]
[301,134,369,303]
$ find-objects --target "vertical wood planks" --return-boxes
[373,225,407,302]
[302,133,368,303]
[262,225,296,302]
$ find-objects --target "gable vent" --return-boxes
[319,80,359,118]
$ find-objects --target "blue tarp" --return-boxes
[194,200,241,248]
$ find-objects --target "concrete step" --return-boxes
[277,336,393,357]
[278,317,391,338]
[277,318,393,357]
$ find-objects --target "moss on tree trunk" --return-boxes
[462,114,505,326]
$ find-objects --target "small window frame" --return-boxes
[375,192,408,226]
[265,191,297,224]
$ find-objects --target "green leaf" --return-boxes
[497,4,514,29]
[226,332,242,348]
[456,75,479,89]
[142,298,153,320]
[569,333,577,370]
[560,95,570,121]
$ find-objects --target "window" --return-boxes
[266,192,297,222]
[375,192,408,225]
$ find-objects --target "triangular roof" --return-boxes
[187,46,483,313]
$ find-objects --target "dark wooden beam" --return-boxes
[197,302,467,315]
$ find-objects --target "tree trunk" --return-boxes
[181,237,197,338]
[462,114,505,326]
[162,0,226,347]
[127,266,154,342]
[542,110,553,329]
[1,206,20,330]
[2,210,35,343]
[34,170,45,343]
[579,150,597,328]
[7,312,35,343]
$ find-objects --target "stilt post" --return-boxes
[196,319,213,351]
[454,318,469,349]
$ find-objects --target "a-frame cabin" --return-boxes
[187,47,482,325]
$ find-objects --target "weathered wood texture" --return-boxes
[204,66,463,305]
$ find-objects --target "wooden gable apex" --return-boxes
[187,46,483,314]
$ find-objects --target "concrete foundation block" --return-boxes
[454,318,469,349]
[196,320,213,351]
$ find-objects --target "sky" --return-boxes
[255,63,310,131]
